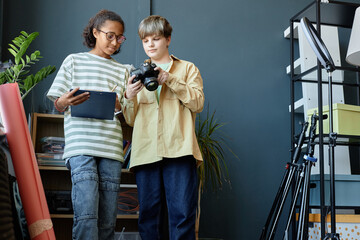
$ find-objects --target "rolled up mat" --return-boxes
[0,83,55,240]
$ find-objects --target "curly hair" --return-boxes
[83,9,125,55]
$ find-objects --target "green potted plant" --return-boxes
[0,31,56,99]
[195,106,238,240]
[0,31,57,239]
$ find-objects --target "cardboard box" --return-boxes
[307,103,360,136]
[307,214,360,240]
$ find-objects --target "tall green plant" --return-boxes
[0,31,56,99]
[196,108,232,192]
[195,106,238,239]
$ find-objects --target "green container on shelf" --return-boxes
[307,103,360,136]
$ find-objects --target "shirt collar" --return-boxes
[170,55,180,61]
[145,55,180,64]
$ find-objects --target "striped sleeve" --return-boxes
[47,55,74,101]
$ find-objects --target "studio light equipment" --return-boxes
[300,16,339,240]
[346,7,360,67]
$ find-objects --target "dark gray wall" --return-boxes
[1,0,331,239]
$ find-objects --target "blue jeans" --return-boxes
[135,156,198,240]
[66,155,122,240]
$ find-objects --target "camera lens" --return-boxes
[144,77,158,91]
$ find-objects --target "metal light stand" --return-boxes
[300,17,340,240]
[259,122,309,240]
[323,71,339,240]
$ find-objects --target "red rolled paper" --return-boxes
[0,83,55,240]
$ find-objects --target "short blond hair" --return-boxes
[138,15,172,40]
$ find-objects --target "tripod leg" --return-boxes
[297,153,319,240]
[296,161,313,240]
[282,167,304,240]
[259,166,291,240]
[268,167,299,240]
[260,122,309,240]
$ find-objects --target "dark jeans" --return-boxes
[135,156,198,240]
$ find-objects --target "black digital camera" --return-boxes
[130,62,159,91]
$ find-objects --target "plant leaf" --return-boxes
[14,36,24,44]
[19,70,30,76]
[5,68,15,82]
[23,75,34,91]
[26,55,31,64]
[8,44,19,53]
[195,105,238,193]
[3,31,56,100]
[12,39,21,47]
[20,31,29,37]
[15,32,39,65]
[8,48,17,58]
[0,72,6,84]
[30,53,37,61]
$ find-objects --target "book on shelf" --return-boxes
[36,153,63,160]
[37,159,65,167]
[122,143,131,169]
[40,136,65,153]
[36,153,65,167]
[40,136,65,143]
[123,140,131,155]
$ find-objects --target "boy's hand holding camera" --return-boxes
[155,67,169,85]
[125,65,168,100]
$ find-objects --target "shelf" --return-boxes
[286,58,301,75]
[289,98,305,113]
[34,113,64,119]
[39,166,67,171]
[300,134,360,147]
[288,1,360,238]
[314,134,360,146]
[38,165,133,173]
[291,0,359,28]
[284,23,299,39]
[50,214,139,219]
[31,112,137,237]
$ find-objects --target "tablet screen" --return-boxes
[71,90,116,120]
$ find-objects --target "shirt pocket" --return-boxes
[138,91,155,103]
[164,86,178,100]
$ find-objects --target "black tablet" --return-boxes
[70,89,116,120]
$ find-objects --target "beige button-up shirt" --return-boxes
[123,55,204,169]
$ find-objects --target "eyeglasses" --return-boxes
[97,29,126,44]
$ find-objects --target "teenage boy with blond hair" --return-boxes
[123,15,204,240]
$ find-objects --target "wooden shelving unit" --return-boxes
[31,112,137,239]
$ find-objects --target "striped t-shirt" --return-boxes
[47,52,128,162]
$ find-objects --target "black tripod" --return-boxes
[284,111,319,240]
[259,112,319,240]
